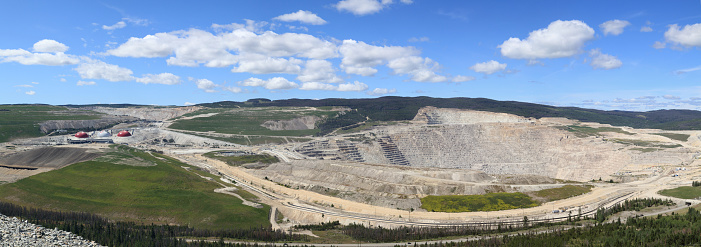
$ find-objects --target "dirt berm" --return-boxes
[0,147,103,169]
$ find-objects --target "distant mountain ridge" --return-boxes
[197,96,701,130]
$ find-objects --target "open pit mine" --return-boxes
[1,104,699,231]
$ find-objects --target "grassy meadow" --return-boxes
[0,145,270,230]
[0,104,101,143]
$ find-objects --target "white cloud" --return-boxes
[589,49,622,70]
[469,60,507,75]
[212,19,269,33]
[663,95,681,100]
[599,20,630,36]
[337,81,368,91]
[273,10,327,25]
[0,46,79,66]
[184,102,196,106]
[366,87,396,96]
[14,84,33,88]
[452,75,475,82]
[408,37,429,42]
[640,26,653,32]
[665,23,701,47]
[223,86,244,93]
[339,39,418,76]
[135,73,182,85]
[76,80,96,86]
[25,91,36,95]
[33,39,68,53]
[297,59,343,83]
[102,21,126,30]
[60,78,67,82]
[387,56,448,82]
[232,56,302,74]
[123,17,149,26]
[335,0,411,16]
[653,41,666,49]
[674,65,701,75]
[499,20,595,60]
[107,27,337,69]
[74,59,135,82]
[193,78,218,92]
[238,77,298,90]
[300,82,338,91]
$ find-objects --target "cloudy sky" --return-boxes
[2,1,701,111]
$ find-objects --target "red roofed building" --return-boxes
[74,132,89,138]
[117,130,132,137]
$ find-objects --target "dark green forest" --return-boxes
[196,96,701,132]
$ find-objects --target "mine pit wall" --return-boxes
[354,107,697,182]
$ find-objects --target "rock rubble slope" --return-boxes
[0,214,103,247]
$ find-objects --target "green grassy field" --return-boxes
[652,133,690,142]
[658,186,701,199]
[420,192,540,212]
[528,185,592,202]
[0,105,101,143]
[0,145,270,230]
[168,107,339,137]
[203,151,279,166]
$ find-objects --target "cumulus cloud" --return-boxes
[299,81,368,91]
[589,49,622,70]
[335,0,412,16]
[339,39,419,76]
[366,87,396,96]
[599,20,630,36]
[273,10,327,25]
[238,77,298,90]
[223,86,244,93]
[33,39,69,53]
[664,23,701,47]
[297,60,343,83]
[300,82,338,91]
[25,91,36,95]
[74,59,135,82]
[469,60,507,75]
[60,78,67,82]
[184,102,196,106]
[76,80,96,86]
[387,56,448,82]
[102,21,126,30]
[192,78,218,92]
[135,73,182,85]
[499,20,595,60]
[640,26,653,32]
[107,28,337,69]
[232,56,303,74]
[337,81,369,91]
[452,75,475,82]
[0,41,78,66]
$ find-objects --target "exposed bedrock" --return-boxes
[246,160,563,208]
[261,115,322,130]
[87,106,202,121]
[39,117,139,133]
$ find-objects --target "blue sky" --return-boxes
[2,0,701,111]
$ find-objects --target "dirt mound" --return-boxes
[261,116,321,130]
[0,147,103,169]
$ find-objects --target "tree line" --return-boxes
[0,201,307,247]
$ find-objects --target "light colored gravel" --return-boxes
[0,213,103,247]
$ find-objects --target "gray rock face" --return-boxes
[261,116,322,130]
[0,214,103,247]
[39,117,138,133]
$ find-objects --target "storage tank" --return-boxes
[96,130,111,137]
[74,132,89,138]
[117,130,132,137]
